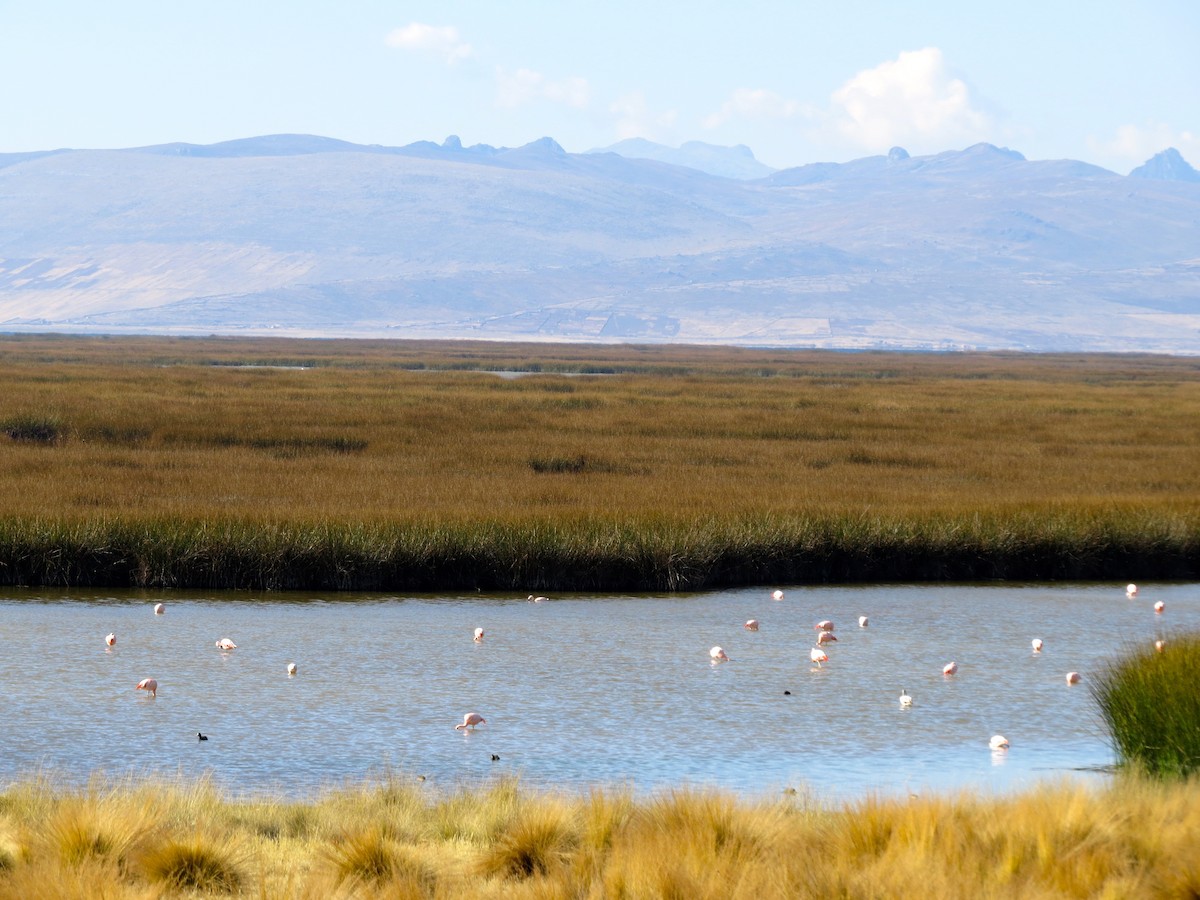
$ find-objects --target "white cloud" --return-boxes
[1087,123,1200,170]
[828,47,991,152]
[609,91,678,141]
[495,67,589,109]
[702,88,803,129]
[385,23,472,64]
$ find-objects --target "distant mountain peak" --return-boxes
[961,142,1026,161]
[587,138,776,180]
[519,136,566,156]
[1129,147,1200,182]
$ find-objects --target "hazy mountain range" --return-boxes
[2,135,1198,352]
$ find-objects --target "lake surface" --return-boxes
[2,582,1195,802]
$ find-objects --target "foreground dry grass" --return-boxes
[0,335,1197,589]
[1,775,1198,898]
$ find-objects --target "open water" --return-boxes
[2,582,1195,801]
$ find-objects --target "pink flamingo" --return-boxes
[816,630,838,645]
[814,620,834,633]
[1155,639,1166,653]
[287,662,298,676]
[744,619,759,631]
[1066,671,1081,684]
[105,632,116,648]
[989,735,1010,750]
[154,602,165,615]
[710,646,731,662]
[772,589,784,600]
[455,712,486,731]
[1154,600,1165,614]
[135,678,158,697]
[1031,638,1043,653]
[1126,583,1138,598]
[858,616,869,627]
[215,638,237,651]
[943,661,958,676]
[810,646,829,668]
[473,627,484,643]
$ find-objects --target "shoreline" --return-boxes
[0,513,1195,592]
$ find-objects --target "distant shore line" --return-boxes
[1,514,1194,592]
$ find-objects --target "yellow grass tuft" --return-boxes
[2,775,1200,897]
[477,798,579,881]
[137,833,244,893]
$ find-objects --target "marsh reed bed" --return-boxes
[1,774,1199,898]
[0,335,1196,590]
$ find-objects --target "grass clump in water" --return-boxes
[1091,631,1200,777]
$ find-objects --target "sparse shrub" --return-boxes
[529,454,590,474]
[1092,632,1200,777]
[2,414,64,444]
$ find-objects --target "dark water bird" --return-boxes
[491,753,500,761]
[197,732,208,741]
[783,690,791,696]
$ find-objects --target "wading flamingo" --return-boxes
[810,646,829,668]
[1155,639,1166,652]
[1066,671,1081,684]
[1126,583,1138,598]
[989,735,1010,750]
[105,632,116,647]
[474,627,485,643]
[455,712,486,731]
[744,619,759,631]
[899,689,913,708]
[154,602,165,615]
[943,661,958,676]
[814,620,834,633]
[215,638,237,651]
[287,662,297,676]
[1031,638,1043,653]
[859,616,869,627]
[527,595,548,603]
[710,646,731,662]
[1154,600,1165,614]
[816,630,838,645]
[136,678,157,697]
[772,589,784,600]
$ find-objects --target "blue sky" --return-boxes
[2,1,1197,173]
